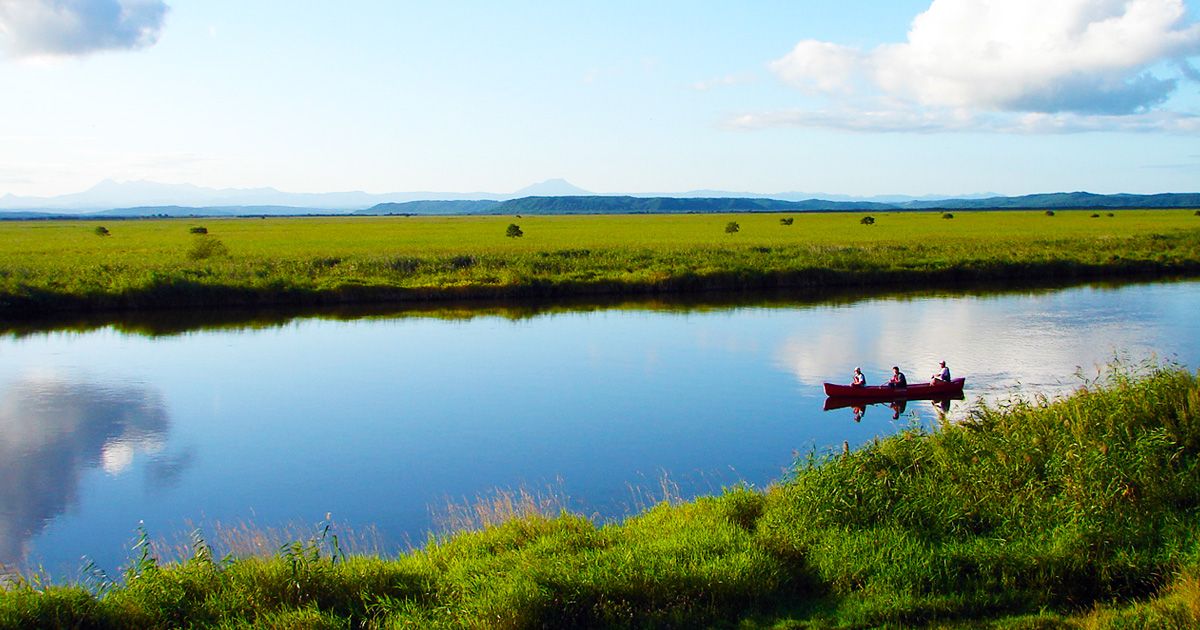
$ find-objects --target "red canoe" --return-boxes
[823,377,965,399]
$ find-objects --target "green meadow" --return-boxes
[2,363,1198,628]
[1,209,1198,313]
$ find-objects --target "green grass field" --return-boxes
[1,209,1198,313]
[2,363,1198,628]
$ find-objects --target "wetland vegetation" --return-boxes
[1,363,1198,628]
[1,209,1198,314]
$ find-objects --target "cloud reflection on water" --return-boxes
[0,376,174,569]
[776,288,1165,406]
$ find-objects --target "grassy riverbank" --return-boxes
[2,210,1198,314]
[3,364,1198,628]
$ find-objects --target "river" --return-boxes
[1,280,1198,576]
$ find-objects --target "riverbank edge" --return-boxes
[2,366,1198,628]
[3,256,1198,317]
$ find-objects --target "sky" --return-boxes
[1,0,1198,198]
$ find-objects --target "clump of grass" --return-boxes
[189,226,208,235]
[860,216,875,225]
[186,237,229,261]
[93,226,109,237]
[942,212,954,219]
[1046,210,1056,216]
[725,221,740,234]
[506,223,523,238]
[779,217,794,226]
[430,481,572,535]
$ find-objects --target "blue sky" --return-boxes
[1,0,1198,198]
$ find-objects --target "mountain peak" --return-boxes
[512,178,591,197]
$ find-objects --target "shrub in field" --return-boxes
[187,237,229,261]
[942,213,954,219]
[506,224,523,238]
[93,226,110,237]
[1194,210,1199,216]
[1091,213,1101,218]
[725,221,740,234]
[189,226,208,234]
[860,216,875,225]
[1107,213,1115,217]
[779,217,794,226]
[1045,210,1055,216]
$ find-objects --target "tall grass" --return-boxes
[1,210,1197,314]
[2,363,1198,628]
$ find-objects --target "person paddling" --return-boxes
[888,366,907,389]
[931,360,951,384]
[852,367,866,387]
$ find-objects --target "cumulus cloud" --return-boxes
[0,0,168,58]
[761,0,1200,132]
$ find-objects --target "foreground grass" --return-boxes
[3,365,1198,628]
[2,210,1198,313]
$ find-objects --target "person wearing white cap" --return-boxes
[931,360,951,384]
[852,366,866,387]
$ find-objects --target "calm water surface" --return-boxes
[2,281,1198,576]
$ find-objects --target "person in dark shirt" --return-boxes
[888,366,907,388]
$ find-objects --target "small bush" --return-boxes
[1194,210,1199,216]
[1091,213,1101,218]
[189,226,208,235]
[1106,212,1115,217]
[93,226,110,237]
[1045,210,1055,216]
[942,213,954,219]
[779,217,794,226]
[860,216,875,225]
[506,224,523,238]
[187,237,229,261]
[725,221,740,234]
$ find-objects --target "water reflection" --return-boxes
[778,284,1180,406]
[0,377,174,568]
[0,278,1157,339]
[823,396,963,422]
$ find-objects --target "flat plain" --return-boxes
[2,209,1198,313]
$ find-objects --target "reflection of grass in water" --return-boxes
[1,210,1198,315]
[1,361,1199,628]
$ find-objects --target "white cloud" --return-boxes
[761,0,1200,132]
[769,41,864,94]
[0,0,168,59]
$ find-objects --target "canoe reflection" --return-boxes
[824,394,964,421]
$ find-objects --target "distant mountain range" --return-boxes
[356,193,1200,216]
[1,179,1197,218]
